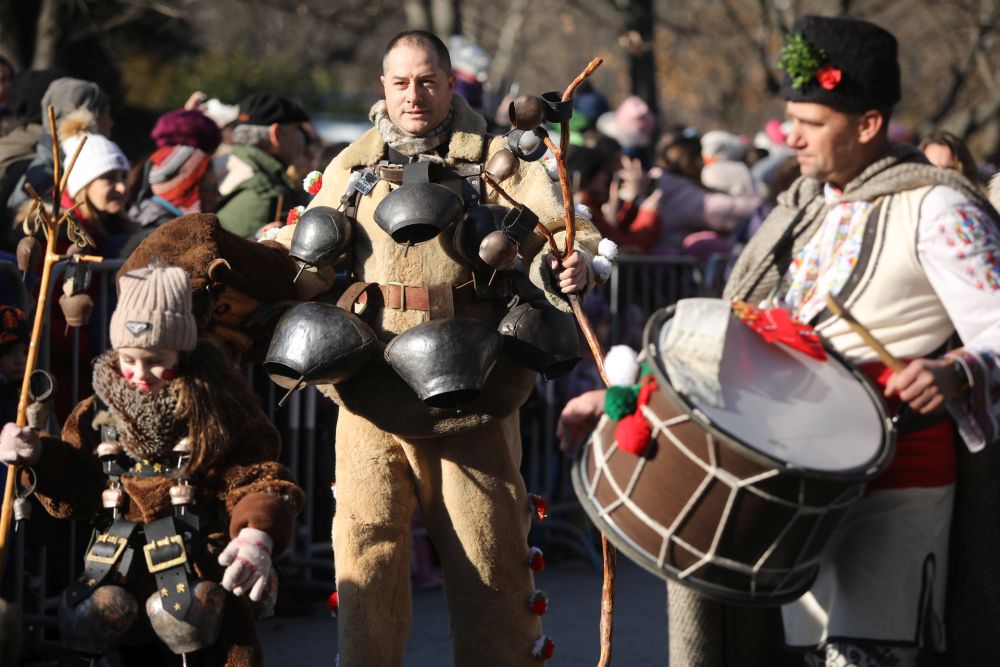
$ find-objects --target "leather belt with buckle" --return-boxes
[143,534,187,573]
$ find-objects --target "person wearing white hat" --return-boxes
[60,124,134,256]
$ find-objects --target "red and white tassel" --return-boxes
[532,635,555,660]
[303,170,323,195]
[528,546,545,572]
[529,494,548,521]
[529,590,548,616]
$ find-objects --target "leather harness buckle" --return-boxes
[385,281,406,311]
[143,535,187,573]
[85,533,129,565]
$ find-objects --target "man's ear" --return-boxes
[380,75,386,90]
[447,74,456,92]
[268,122,281,148]
[857,110,885,145]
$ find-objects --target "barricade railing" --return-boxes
[6,253,712,636]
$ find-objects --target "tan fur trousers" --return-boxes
[332,409,543,667]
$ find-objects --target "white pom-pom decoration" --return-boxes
[574,202,593,221]
[592,255,613,281]
[541,151,559,180]
[604,345,640,386]
[597,238,619,260]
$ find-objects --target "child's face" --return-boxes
[0,343,27,381]
[117,347,180,394]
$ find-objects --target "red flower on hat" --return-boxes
[529,494,548,521]
[327,591,339,617]
[529,590,549,615]
[816,64,842,91]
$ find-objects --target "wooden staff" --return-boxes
[547,58,617,666]
[824,293,905,372]
[0,112,91,573]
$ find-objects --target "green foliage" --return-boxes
[777,33,826,90]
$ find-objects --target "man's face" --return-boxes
[784,101,868,187]
[381,42,455,136]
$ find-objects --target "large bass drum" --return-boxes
[572,302,895,605]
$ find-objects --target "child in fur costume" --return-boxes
[0,262,304,666]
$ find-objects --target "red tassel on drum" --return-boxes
[615,375,657,457]
[615,413,651,456]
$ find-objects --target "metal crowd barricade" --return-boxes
[8,253,713,635]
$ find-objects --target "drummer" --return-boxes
[561,15,1000,667]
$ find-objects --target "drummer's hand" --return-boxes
[557,390,607,453]
[548,251,587,295]
[884,358,957,414]
[0,423,41,466]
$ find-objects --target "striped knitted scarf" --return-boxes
[724,143,1000,304]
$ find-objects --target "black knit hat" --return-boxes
[778,15,900,113]
[236,92,309,126]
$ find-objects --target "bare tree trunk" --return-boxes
[403,0,430,30]
[488,0,529,93]
[620,0,658,117]
[928,0,999,127]
[32,0,61,70]
[0,0,25,70]
[430,0,457,37]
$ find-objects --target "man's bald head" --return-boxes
[382,30,451,76]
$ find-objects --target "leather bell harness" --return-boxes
[64,406,201,623]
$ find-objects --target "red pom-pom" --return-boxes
[529,590,548,615]
[816,64,842,90]
[326,591,339,617]
[303,170,323,195]
[532,636,555,659]
[528,547,545,572]
[529,494,548,520]
[615,412,651,456]
[286,205,304,226]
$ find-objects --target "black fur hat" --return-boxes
[778,15,900,113]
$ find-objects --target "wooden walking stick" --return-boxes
[0,111,102,575]
[546,58,618,667]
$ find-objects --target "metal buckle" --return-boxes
[385,281,406,311]
[143,535,187,573]
[85,533,129,565]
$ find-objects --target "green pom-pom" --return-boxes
[638,363,654,380]
[605,385,639,421]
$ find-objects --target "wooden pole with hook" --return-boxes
[0,112,91,575]
[547,57,618,667]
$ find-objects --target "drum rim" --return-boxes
[643,303,897,482]
[569,443,820,606]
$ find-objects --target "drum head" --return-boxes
[647,305,892,479]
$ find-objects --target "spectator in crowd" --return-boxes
[653,132,761,258]
[126,108,222,254]
[7,77,112,220]
[215,92,309,238]
[596,95,656,167]
[566,144,661,253]
[60,116,134,257]
[919,130,987,191]
[0,70,60,245]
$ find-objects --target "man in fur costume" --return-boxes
[275,30,599,666]
[0,263,304,666]
[673,15,1000,667]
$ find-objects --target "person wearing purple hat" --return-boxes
[127,109,222,245]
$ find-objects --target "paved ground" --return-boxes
[258,558,669,666]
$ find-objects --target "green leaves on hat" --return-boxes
[777,33,828,90]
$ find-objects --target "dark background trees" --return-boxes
[2,0,998,161]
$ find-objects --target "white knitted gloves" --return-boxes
[0,423,41,466]
[218,527,274,601]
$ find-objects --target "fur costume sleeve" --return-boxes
[30,396,106,520]
[485,136,601,313]
[216,414,305,555]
